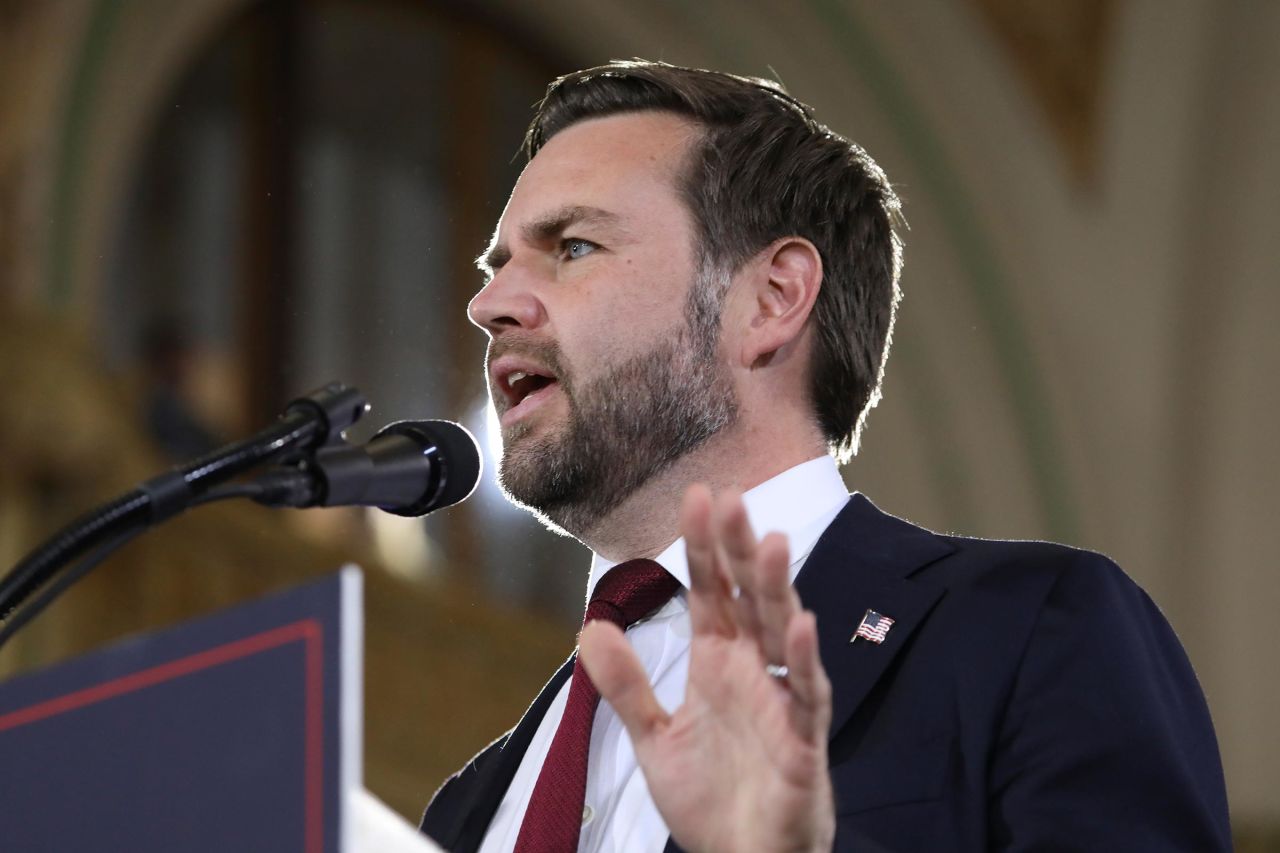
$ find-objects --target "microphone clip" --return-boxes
[248,419,480,518]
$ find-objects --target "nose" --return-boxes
[467,263,546,336]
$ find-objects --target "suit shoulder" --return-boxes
[874,506,1160,638]
[932,525,1137,603]
[921,526,1197,716]
[834,494,1141,607]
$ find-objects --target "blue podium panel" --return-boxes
[0,568,362,853]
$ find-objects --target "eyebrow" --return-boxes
[475,205,622,275]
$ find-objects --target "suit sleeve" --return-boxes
[986,553,1231,851]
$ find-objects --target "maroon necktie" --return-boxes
[513,558,680,852]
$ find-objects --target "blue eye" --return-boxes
[564,238,596,260]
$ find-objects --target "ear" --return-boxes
[736,237,823,368]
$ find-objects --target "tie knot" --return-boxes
[586,558,680,629]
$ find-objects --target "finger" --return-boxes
[714,491,767,646]
[783,610,832,744]
[682,484,736,637]
[579,621,671,744]
[752,531,800,667]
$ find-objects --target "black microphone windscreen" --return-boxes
[374,419,481,515]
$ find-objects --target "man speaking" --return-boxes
[419,60,1230,852]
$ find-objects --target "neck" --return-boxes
[575,421,827,562]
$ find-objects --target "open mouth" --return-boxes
[495,362,561,425]
[506,369,554,404]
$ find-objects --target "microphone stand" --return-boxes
[0,383,369,650]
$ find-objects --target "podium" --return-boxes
[0,567,434,852]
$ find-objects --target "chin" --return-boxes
[494,463,585,539]
[499,417,558,456]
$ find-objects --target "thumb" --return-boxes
[579,621,670,744]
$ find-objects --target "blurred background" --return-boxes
[1,0,1276,845]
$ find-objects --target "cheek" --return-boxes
[557,259,693,360]
[617,269,693,332]
[596,300,684,362]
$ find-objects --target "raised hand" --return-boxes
[578,484,835,853]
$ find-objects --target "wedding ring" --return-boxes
[765,663,790,680]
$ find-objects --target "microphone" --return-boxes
[254,419,482,517]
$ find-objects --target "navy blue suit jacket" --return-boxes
[421,495,1231,851]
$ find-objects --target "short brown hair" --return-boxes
[524,60,903,461]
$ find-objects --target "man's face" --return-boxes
[468,112,738,537]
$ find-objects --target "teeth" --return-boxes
[507,371,528,387]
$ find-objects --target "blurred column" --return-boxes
[237,0,302,427]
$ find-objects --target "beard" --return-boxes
[494,269,738,539]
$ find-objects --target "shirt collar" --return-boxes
[587,455,850,597]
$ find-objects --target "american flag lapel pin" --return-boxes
[851,609,895,644]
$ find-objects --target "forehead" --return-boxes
[498,111,700,236]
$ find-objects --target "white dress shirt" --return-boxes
[479,456,850,853]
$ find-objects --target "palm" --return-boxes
[642,635,830,851]
[580,485,834,853]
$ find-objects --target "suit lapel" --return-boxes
[446,654,576,853]
[794,494,953,741]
